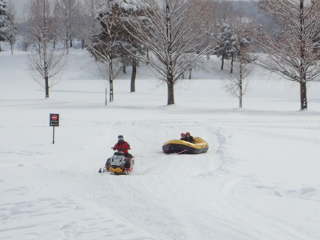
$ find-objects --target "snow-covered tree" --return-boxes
[6,1,17,55]
[126,0,208,105]
[88,0,144,103]
[120,29,145,93]
[29,0,65,98]
[116,6,146,93]
[88,0,124,104]
[257,0,320,111]
[214,23,237,72]
[0,0,10,51]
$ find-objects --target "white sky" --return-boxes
[11,0,257,21]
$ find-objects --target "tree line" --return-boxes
[0,0,320,111]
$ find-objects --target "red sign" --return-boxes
[50,113,59,127]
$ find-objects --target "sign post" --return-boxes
[50,113,59,144]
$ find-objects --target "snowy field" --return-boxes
[1,50,320,240]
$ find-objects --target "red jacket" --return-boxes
[113,141,130,154]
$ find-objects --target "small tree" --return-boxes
[257,0,320,110]
[226,26,255,109]
[29,0,65,98]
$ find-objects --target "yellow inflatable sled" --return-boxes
[162,137,209,154]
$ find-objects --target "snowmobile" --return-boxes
[99,151,134,175]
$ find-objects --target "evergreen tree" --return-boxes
[6,2,17,54]
[214,23,237,71]
[116,5,146,93]
[88,0,145,102]
[88,1,125,104]
[0,0,10,50]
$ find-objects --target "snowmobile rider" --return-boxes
[180,132,194,143]
[112,135,132,158]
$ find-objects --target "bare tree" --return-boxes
[54,0,81,53]
[29,0,65,98]
[226,32,255,109]
[189,0,217,61]
[126,0,208,105]
[257,0,320,110]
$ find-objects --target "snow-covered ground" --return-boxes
[1,50,320,240]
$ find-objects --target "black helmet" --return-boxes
[118,135,124,141]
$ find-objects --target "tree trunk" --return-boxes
[65,39,69,54]
[167,80,175,105]
[130,58,137,93]
[188,68,192,80]
[299,81,307,110]
[43,0,49,99]
[239,60,243,109]
[81,39,85,49]
[45,75,49,98]
[221,54,225,70]
[167,62,175,105]
[123,62,127,74]
[105,87,108,106]
[299,0,307,111]
[230,54,234,74]
[109,59,114,102]
[44,47,49,98]
[10,42,14,55]
[146,48,150,64]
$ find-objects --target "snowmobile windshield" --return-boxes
[114,152,125,156]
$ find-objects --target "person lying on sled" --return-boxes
[180,133,186,141]
[180,132,194,143]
